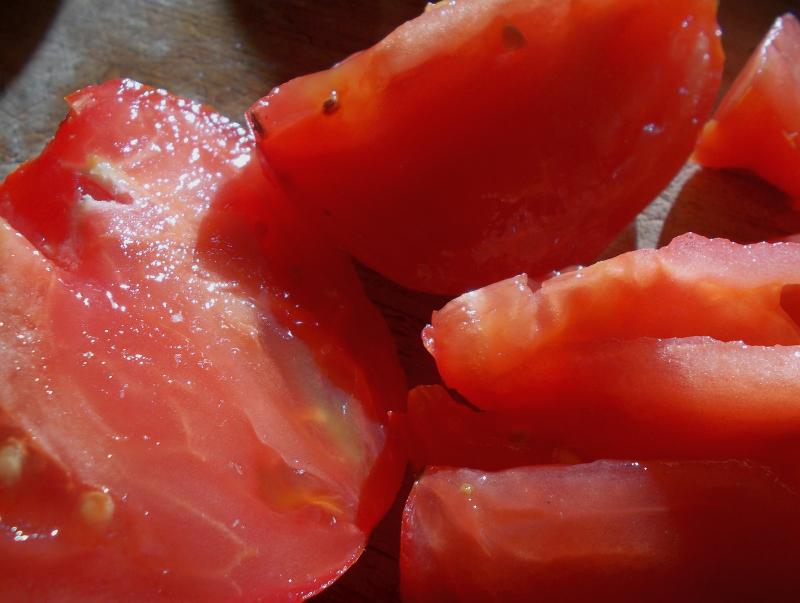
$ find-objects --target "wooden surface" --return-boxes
[1,0,798,600]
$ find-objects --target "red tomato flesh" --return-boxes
[249,0,723,295]
[694,14,800,200]
[401,461,800,603]
[407,385,557,471]
[0,80,405,601]
[423,233,800,462]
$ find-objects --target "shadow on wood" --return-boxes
[356,262,449,389]
[598,221,638,261]
[228,0,424,84]
[659,164,800,246]
[0,0,61,91]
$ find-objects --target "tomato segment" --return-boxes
[694,14,800,200]
[250,0,723,295]
[0,80,405,601]
[407,385,558,471]
[423,234,800,462]
[401,462,800,603]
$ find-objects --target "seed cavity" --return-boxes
[259,457,344,518]
[322,91,339,115]
[502,24,526,50]
[0,439,26,486]
[80,490,115,526]
[86,155,134,201]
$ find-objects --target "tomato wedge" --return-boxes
[401,462,800,603]
[423,233,800,463]
[694,14,800,200]
[249,0,723,295]
[0,80,405,601]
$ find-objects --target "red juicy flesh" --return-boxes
[0,79,406,602]
[423,233,800,463]
[694,14,800,200]
[401,462,800,603]
[250,0,723,295]
[406,385,557,471]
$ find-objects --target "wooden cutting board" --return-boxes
[1,0,798,600]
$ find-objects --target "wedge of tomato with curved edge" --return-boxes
[0,79,406,602]
[694,14,800,200]
[401,462,800,603]
[249,0,723,295]
[423,233,800,463]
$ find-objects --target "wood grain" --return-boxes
[0,1,798,601]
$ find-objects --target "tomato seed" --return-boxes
[80,490,115,526]
[502,24,526,50]
[322,91,339,115]
[0,438,25,486]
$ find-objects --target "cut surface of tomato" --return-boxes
[695,14,800,200]
[0,79,405,601]
[423,233,800,462]
[407,385,558,471]
[249,0,723,295]
[401,462,800,603]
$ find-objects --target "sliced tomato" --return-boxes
[401,461,800,603]
[407,385,559,471]
[423,233,800,463]
[694,14,800,200]
[249,0,723,295]
[0,79,405,601]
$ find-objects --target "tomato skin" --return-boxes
[423,234,800,464]
[0,80,405,601]
[250,0,723,295]
[694,14,800,200]
[401,461,800,603]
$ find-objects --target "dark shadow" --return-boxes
[354,261,450,390]
[717,0,800,92]
[659,165,800,246]
[597,221,638,261]
[0,0,61,91]
[228,0,425,84]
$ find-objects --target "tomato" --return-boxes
[407,385,559,471]
[249,0,723,295]
[0,80,405,601]
[401,461,800,603]
[694,14,800,200]
[423,233,800,463]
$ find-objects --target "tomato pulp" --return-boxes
[250,0,723,294]
[0,80,405,601]
[695,14,800,200]
[422,234,800,464]
[401,462,800,603]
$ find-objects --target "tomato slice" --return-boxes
[249,0,723,295]
[694,14,800,200]
[0,80,405,601]
[407,385,559,471]
[401,461,800,603]
[423,233,800,463]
